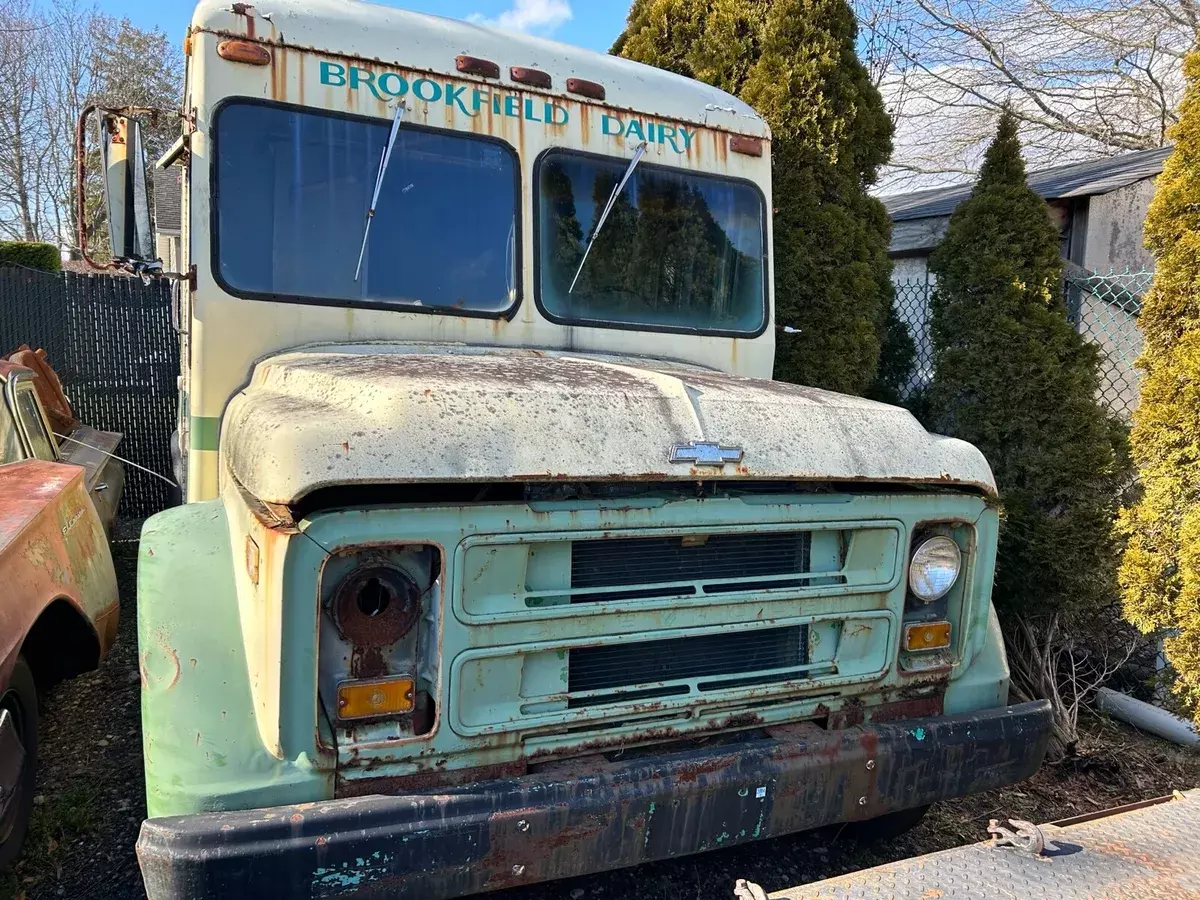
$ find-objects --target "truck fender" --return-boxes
[944,600,1011,715]
[138,500,331,818]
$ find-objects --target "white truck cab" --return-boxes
[117,3,1051,898]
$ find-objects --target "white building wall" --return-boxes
[1083,178,1158,274]
[891,256,931,283]
[155,233,181,271]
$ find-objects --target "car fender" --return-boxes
[0,460,118,690]
[944,600,1010,714]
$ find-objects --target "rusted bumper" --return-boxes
[136,700,1052,900]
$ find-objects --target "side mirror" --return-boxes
[98,112,154,264]
[75,105,164,276]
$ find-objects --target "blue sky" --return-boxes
[96,0,631,55]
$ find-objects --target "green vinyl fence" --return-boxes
[0,263,178,517]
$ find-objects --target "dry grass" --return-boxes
[0,781,103,900]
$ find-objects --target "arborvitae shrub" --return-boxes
[928,110,1130,622]
[613,0,900,398]
[1119,53,1200,719]
[0,241,61,272]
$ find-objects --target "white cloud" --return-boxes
[469,0,572,35]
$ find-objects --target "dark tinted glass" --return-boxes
[215,102,518,314]
[0,407,21,464]
[14,387,54,460]
[538,152,765,334]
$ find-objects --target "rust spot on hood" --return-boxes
[224,345,1000,506]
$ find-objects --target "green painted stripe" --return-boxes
[190,416,220,451]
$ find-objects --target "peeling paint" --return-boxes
[223,346,997,506]
[1,459,119,705]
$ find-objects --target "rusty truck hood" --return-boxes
[221,344,996,504]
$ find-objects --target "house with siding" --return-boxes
[881,146,1168,415]
[153,167,183,273]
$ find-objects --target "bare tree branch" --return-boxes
[1007,611,1138,760]
[862,0,1191,193]
[0,0,181,249]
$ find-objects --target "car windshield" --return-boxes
[0,406,21,464]
[214,101,519,314]
[537,151,765,334]
[14,386,54,460]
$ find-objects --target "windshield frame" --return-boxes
[208,97,524,321]
[532,147,770,339]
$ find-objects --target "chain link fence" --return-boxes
[892,269,1152,419]
[1066,270,1152,419]
[892,279,936,403]
[0,264,178,517]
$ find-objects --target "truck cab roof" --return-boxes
[189,0,770,139]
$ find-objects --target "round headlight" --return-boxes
[908,536,961,602]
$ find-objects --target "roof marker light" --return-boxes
[730,136,764,157]
[510,66,552,89]
[456,55,501,79]
[216,39,271,66]
[566,78,605,101]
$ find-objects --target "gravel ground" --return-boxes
[3,521,145,900]
[3,524,1198,900]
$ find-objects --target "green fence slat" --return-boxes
[0,263,178,518]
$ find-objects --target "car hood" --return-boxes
[221,344,995,505]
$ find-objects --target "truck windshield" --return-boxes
[213,101,518,315]
[537,151,766,335]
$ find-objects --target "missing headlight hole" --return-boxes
[358,578,390,617]
[334,565,420,647]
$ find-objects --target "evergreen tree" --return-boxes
[869,305,917,405]
[541,160,584,295]
[579,171,641,301]
[929,111,1130,622]
[613,0,902,397]
[1119,53,1200,719]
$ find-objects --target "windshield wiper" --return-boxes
[568,140,648,294]
[355,101,407,282]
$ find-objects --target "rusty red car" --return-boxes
[0,359,121,868]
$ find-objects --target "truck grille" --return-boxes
[570,531,812,603]
[568,625,809,707]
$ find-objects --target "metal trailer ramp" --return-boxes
[740,788,1200,900]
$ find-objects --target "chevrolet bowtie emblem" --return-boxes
[669,441,744,466]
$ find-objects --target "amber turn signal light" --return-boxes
[217,39,271,66]
[337,677,415,720]
[730,135,764,157]
[902,621,952,652]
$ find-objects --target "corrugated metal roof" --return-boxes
[884,145,1171,222]
[153,167,181,235]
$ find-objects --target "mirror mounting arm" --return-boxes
[75,104,106,272]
